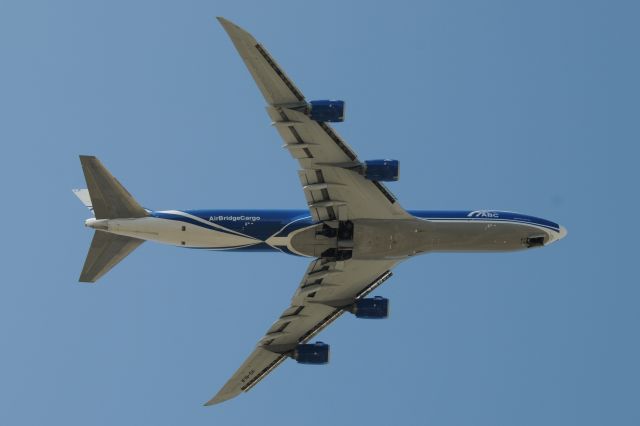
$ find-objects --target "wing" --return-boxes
[205,257,399,405]
[217,17,411,221]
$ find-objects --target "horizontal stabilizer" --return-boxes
[79,156,147,220]
[79,231,144,283]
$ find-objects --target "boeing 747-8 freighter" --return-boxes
[74,18,567,405]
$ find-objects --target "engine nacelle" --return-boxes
[293,341,330,364]
[363,160,399,182]
[352,296,389,319]
[308,100,345,122]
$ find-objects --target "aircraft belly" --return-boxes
[348,219,551,258]
[101,218,260,248]
[428,221,546,252]
[352,219,433,259]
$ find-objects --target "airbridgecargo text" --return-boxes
[209,215,262,222]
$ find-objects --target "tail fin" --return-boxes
[77,155,147,283]
[79,155,147,219]
[79,231,144,282]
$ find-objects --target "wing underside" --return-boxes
[208,18,409,405]
[206,258,397,405]
[217,17,411,222]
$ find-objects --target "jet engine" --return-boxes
[293,341,330,364]
[350,296,389,319]
[308,100,345,122]
[362,160,399,182]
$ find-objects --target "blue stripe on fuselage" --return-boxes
[181,209,313,241]
[151,211,241,236]
[409,210,561,232]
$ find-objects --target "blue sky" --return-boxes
[1,1,638,425]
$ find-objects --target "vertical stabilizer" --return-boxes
[72,188,94,215]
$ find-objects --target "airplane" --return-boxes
[73,17,567,405]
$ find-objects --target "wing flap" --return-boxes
[269,107,358,163]
[267,101,408,221]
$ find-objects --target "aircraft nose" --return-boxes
[559,225,568,239]
[553,225,568,243]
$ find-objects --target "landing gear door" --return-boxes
[289,224,337,257]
